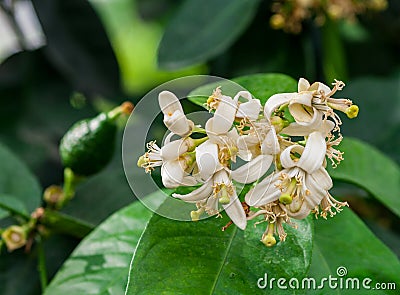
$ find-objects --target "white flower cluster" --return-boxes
[138,78,359,247]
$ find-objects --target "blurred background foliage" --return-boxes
[0,0,399,294]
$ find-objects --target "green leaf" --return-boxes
[0,234,80,295]
[158,0,261,70]
[126,203,313,295]
[328,138,400,218]
[32,0,121,97]
[0,142,41,215]
[322,19,348,82]
[308,209,400,294]
[188,73,297,107]
[0,194,30,220]
[44,198,155,295]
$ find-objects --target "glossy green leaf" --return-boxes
[158,0,261,70]
[308,209,400,294]
[188,73,297,107]
[44,198,155,295]
[126,204,313,295]
[322,19,348,82]
[0,142,41,215]
[328,138,400,218]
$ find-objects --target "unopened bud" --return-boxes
[1,225,27,252]
[43,185,64,206]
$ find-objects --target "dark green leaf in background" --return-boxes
[158,0,261,70]
[44,198,154,295]
[0,142,41,215]
[32,0,121,97]
[308,209,400,294]
[0,235,79,295]
[328,138,400,219]
[126,202,313,295]
[0,194,29,220]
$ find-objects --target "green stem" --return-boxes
[37,237,48,291]
[40,209,93,239]
[0,203,30,220]
[61,168,85,208]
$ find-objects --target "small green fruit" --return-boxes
[59,102,133,176]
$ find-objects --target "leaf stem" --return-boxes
[40,209,93,239]
[37,237,48,291]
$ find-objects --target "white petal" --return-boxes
[160,139,188,161]
[264,93,295,118]
[213,169,230,185]
[244,172,281,206]
[281,111,323,135]
[310,167,332,190]
[280,145,304,169]
[290,92,313,106]
[298,78,310,92]
[260,128,279,155]
[237,135,260,161]
[231,155,273,184]
[297,132,326,174]
[285,203,311,219]
[320,120,335,136]
[236,100,261,120]
[304,173,328,207]
[180,175,199,187]
[161,161,185,188]
[158,91,183,115]
[172,180,213,202]
[223,195,246,230]
[233,91,253,102]
[206,196,219,214]
[163,110,191,137]
[212,95,237,134]
[195,141,221,180]
[310,82,331,95]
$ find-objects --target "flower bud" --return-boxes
[1,225,27,252]
[43,185,64,207]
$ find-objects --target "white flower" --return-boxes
[234,91,262,121]
[245,132,332,219]
[207,88,261,123]
[159,91,194,137]
[236,118,280,160]
[138,135,197,189]
[264,78,359,134]
[173,140,247,230]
